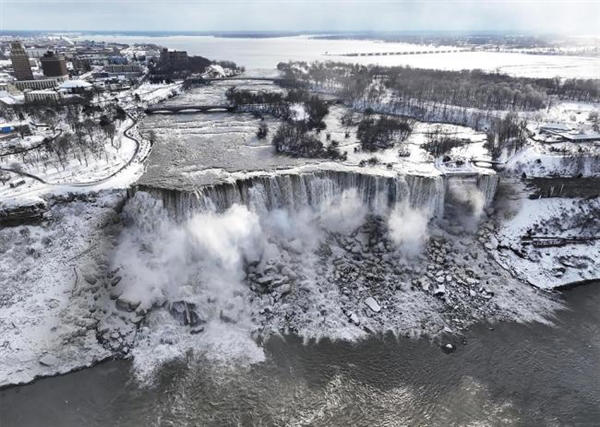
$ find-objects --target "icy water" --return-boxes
[83,34,600,78]
[527,177,600,199]
[138,79,324,190]
[2,283,599,426]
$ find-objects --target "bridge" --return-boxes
[145,104,236,114]
[328,49,469,58]
[183,76,299,87]
[470,158,506,168]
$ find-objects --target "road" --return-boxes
[0,110,149,191]
[0,129,63,158]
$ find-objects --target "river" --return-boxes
[1,283,599,426]
[81,34,600,79]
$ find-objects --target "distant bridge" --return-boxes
[184,76,299,86]
[329,49,469,57]
[145,104,236,114]
[470,159,506,167]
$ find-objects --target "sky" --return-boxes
[1,0,599,34]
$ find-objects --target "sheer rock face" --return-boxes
[0,198,47,226]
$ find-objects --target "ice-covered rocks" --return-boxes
[441,343,456,354]
[83,272,98,285]
[364,296,381,313]
[38,354,59,367]
[169,301,203,327]
[433,284,446,296]
[116,295,141,312]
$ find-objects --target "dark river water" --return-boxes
[1,284,599,426]
[527,177,600,199]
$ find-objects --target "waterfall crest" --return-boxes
[132,170,498,220]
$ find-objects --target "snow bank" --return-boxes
[0,191,125,387]
[495,197,600,289]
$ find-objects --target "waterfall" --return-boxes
[132,170,497,221]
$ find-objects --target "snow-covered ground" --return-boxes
[0,111,155,202]
[0,192,124,386]
[494,197,600,289]
[506,145,600,177]
[322,107,493,178]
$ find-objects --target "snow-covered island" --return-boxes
[1,34,599,388]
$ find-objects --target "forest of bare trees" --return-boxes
[1,102,128,173]
[278,61,600,110]
[484,112,528,160]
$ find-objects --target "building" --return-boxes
[540,123,572,134]
[58,79,92,93]
[104,64,142,76]
[10,41,34,81]
[40,51,68,78]
[0,91,24,106]
[0,122,18,133]
[72,57,92,74]
[24,90,61,104]
[107,55,128,65]
[26,47,49,58]
[562,131,600,142]
[14,76,67,91]
[159,48,188,68]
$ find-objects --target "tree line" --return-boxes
[356,115,413,151]
[226,87,329,128]
[278,61,600,111]
[2,102,128,173]
[226,87,346,159]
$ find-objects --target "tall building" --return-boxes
[10,41,34,81]
[159,48,188,68]
[40,51,68,78]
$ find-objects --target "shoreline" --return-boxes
[0,278,594,390]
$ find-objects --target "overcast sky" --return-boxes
[1,0,599,34]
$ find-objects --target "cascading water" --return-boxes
[133,169,498,222]
[114,169,498,382]
[132,170,490,220]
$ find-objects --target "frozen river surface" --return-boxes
[85,34,600,78]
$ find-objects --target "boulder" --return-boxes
[433,285,446,296]
[116,296,141,312]
[220,309,237,324]
[277,283,292,297]
[39,354,59,367]
[169,301,203,326]
[364,296,381,313]
[83,273,97,285]
[466,277,479,286]
[441,343,456,354]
